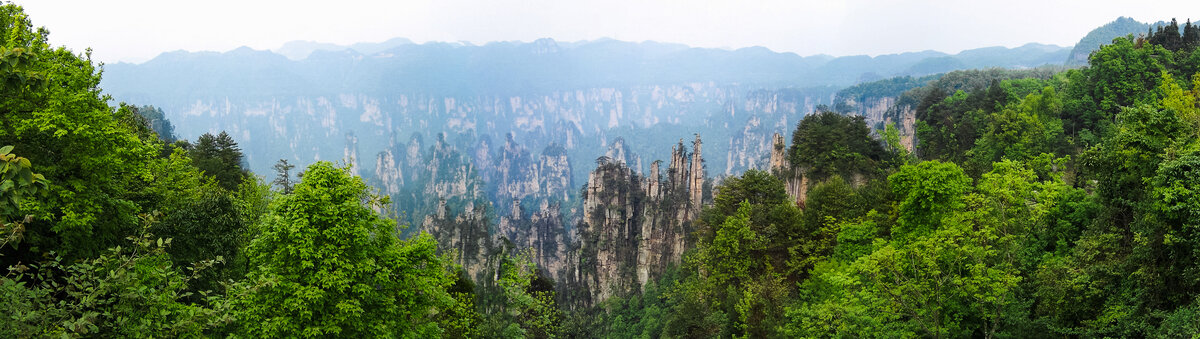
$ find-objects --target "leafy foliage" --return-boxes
[0,3,162,261]
[185,131,249,191]
[582,21,1200,339]
[2,213,233,337]
[788,111,889,182]
[235,161,455,337]
[482,248,561,338]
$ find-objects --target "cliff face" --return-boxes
[843,96,916,152]
[897,104,916,152]
[568,135,709,305]
[475,134,574,210]
[370,131,575,285]
[475,135,575,281]
[497,199,571,282]
[405,135,497,283]
[721,88,841,176]
[767,95,915,206]
[424,198,495,283]
[769,133,810,207]
[724,114,795,176]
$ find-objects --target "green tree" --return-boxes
[1084,103,1184,218]
[0,217,234,337]
[1063,36,1168,134]
[0,145,47,253]
[788,176,854,278]
[882,122,913,165]
[0,149,230,337]
[188,131,249,191]
[272,158,296,194]
[686,201,792,338]
[486,248,561,338]
[1160,71,1200,137]
[699,201,763,295]
[1133,141,1200,313]
[966,86,1068,174]
[235,162,454,337]
[0,145,47,219]
[789,111,889,183]
[915,89,986,162]
[120,104,176,142]
[888,161,971,242]
[438,269,482,338]
[0,3,164,261]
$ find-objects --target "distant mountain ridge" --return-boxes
[274,37,416,60]
[100,37,1072,183]
[106,38,1069,100]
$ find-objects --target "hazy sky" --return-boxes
[19,0,1200,64]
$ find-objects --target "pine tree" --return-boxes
[272,159,295,194]
[190,131,248,190]
[1167,18,1182,50]
[1184,19,1200,50]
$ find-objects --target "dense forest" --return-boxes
[563,20,1200,338]
[5,3,1200,337]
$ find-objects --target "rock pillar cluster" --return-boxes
[569,135,709,305]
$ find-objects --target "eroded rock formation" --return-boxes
[568,136,709,306]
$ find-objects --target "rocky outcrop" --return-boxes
[401,134,498,283]
[770,132,810,208]
[843,96,917,153]
[897,104,916,152]
[689,135,705,212]
[344,132,360,176]
[373,149,402,195]
[569,135,708,306]
[841,96,893,128]
[497,199,569,282]
[721,87,839,176]
[471,134,575,280]
[372,131,575,287]
[538,145,573,203]
[474,134,574,212]
[424,198,494,283]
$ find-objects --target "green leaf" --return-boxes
[18,167,32,184]
[0,145,12,156]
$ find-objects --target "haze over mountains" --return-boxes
[101,37,1070,176]
[274,37,417,60]
[95,16,1152,282]
[108,38,1070,100]
[99,16,1160,227]
[97,18,1140,236]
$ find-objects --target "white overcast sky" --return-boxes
[18,0,1200,64]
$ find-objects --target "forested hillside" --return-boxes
[0,4,551,336]
[6,2,1200,337]
[565,24,1200,337]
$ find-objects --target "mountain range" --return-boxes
[95,17,1150,270]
